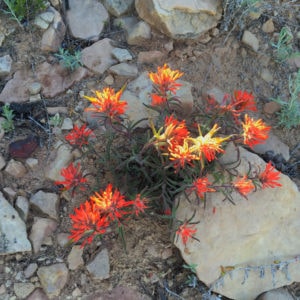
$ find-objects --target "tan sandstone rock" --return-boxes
[174,143,300,300]
[135,0,222,39]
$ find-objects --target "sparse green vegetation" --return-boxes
[271,26,295,62]
[2,0,46,27]
[272,70,300,129]
[54,48,83,71]
[1,103,15,133]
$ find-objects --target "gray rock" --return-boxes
[135,0,222,40]
[30,191,59,220]
[28,82,42,95]
[36,62,90,98]
[127,21,151,45]
[242,30,259,52]
[256,287,294,300]
[81,38,117,74]
[26,288,49,300]
[261,68,273,83]
[174,143,300,300]
[67,245,84,270]
[0,192,32,255]
[113,16,138,32]
[104,74,114,85]
[5,159,27,178]
[29,217,57,254]
[109,63,138,77]
[15,196,29,221]
[44,143,73,181]
[56,232,70,247]
[24,263,38,279]
[112,48,133,62]
[0,69,35,104]
[66,0,109,41]
[25,158,39,170]
[39,11,55,23]
[0,55,12,77]
[102,0,134,17]
[86,248,110,280]
[34,16,50,30]
[41,7,66,52]
[253,132,290,161]
[2,187,16,203]
[37,263,69,298]
[121,72,156,127]
[13,282,35,299]
[61,117,73,130]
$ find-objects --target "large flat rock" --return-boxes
[135,0,222,39]
[174,143,300,299]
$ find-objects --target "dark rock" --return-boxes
[9,136,39,159]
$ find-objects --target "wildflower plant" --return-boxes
[54,64,282,251]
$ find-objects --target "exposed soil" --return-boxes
[0,1,300,300]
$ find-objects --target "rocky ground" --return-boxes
[0,0,300,299]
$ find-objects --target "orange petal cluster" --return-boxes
[190,177,216,199]
[259,162,282,189]
[233,175,255,196]
[69,201,109,247]
[55,162,87,192]
[152,116,229,170]
[149,64,183,106]
[69,184,148,247]
[242,114,271,148]
[84,87,127,119]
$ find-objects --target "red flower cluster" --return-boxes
[55,162,87,193]
[176,222,197,246]
[259,162,282,189]
[69,184,148,247]
[65,124,94,148]
[233,175,255,196]
[149,64,183,106]
[189,177,216,199]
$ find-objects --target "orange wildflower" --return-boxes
[176,222,197,246]
[151,115,189,153]
[55,162,87,192]
[259,162,282,189]
[150,94,168,106]
[233,175,255,196]
[65,124,94,148]
[90,184,131,222]
[84,87,127,119]
[189,124,229,167]
[242,115,271,148]
[232,90,257,113]
[130,194,148,216]
[149,64,183,95]
[190,177,216,199]
[168,139,197,170]
[69,200,109,247]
